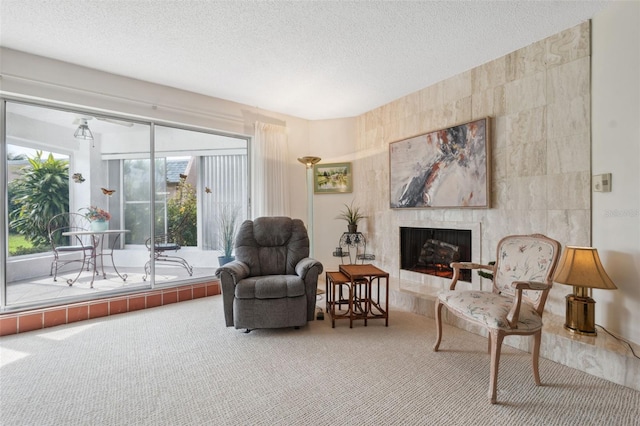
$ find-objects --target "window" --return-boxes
[2,100,249,310]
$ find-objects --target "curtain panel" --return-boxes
[252,122,290,218]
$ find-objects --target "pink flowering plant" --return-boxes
[82,206,112,222]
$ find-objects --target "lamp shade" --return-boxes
[297,156,321,169]
[554,246,617,290]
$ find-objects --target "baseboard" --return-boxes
[0,281,220,336]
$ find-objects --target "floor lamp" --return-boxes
[297,156,321,258]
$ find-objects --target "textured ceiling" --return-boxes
[1,0,611,120]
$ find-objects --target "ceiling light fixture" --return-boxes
[74,118,94,141]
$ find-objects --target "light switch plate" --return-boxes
[593,173,612,192]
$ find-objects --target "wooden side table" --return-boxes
[326,271,349,328]
[331,264,389,328]
[340,264,389,328]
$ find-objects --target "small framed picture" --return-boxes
[314,162,352,194]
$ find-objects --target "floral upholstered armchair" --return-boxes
[433,234,562,404]
[215,216,323,332]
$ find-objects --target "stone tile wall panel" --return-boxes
[355,23,592,320]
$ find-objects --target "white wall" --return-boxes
[0,48,305,138]
[308,118,358,271]
[592,0,640,345]
[0,47,312,231]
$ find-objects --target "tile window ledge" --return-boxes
[0,280,220,336]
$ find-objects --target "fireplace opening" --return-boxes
[400,227,472,282]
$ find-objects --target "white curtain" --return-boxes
[252,121,290,217]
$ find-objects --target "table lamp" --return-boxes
[553,246,617,336]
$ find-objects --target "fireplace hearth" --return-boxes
[400,227,472,282]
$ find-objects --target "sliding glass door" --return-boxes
[2,99,249,310]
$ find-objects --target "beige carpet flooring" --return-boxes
[1,296,638,425]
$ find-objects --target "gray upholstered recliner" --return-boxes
[215,216,323,331]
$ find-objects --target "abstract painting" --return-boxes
[389,118,490,208]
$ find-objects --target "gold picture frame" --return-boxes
[314,162,352,194]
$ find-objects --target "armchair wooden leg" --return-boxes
[489,330,504,404]
[532,330,542,385]
[433,300,444,352]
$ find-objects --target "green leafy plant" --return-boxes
[219,204,240,257]
[167,179,197,246]
[9,151,70,247]
[477,261,496,280]
[335,201,367,226]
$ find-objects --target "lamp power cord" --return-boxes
[596,324,639,360]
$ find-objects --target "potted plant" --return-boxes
[81,206,111,231]
[218,204,240,266]
[336,201,366,233]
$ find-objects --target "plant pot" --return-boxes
[347,224,358,233]
[90,220,109,232]
[218,255,235,266]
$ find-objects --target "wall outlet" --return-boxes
[593,173,612,192]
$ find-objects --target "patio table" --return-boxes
[62,229,130,288]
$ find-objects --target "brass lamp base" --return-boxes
[565,291,597,336]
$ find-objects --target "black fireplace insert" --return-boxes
[400,227,472,282]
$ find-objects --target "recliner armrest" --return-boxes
[215,260,250,283]
[215,260,250,328]
[295,257,324,279]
